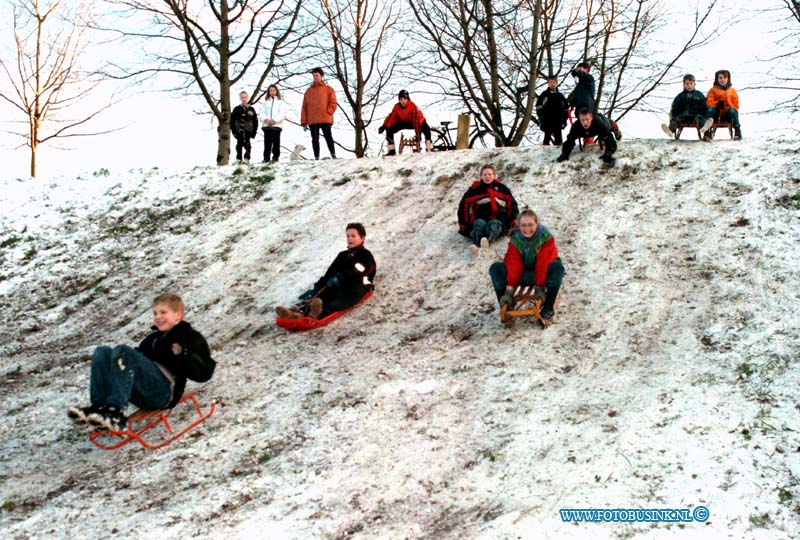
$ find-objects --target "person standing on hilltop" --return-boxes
[261,84,287,162]
[301,67,338,160]
[570,62,595,115]
[536,75,569,145]
[231,91,259,162]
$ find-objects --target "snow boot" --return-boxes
[67,404,102,426]
[425,140,433,152]
[309,298,323,319]
[275,306,300,319]
[734,127,742,140]
[699,117,714,135]
[540,286,559,322]
[385,144,396,156]
[87,405,127,432]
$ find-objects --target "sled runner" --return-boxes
[708,120,734,140]
[88,389,215,450]
[399,133,421,154]
[673,120,703,140]
[276,291,372,331]
[499,285,559,327]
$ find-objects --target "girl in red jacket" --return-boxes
[379,90,433,155]
[489,209,565,322]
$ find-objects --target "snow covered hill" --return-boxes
[1,138,798,540]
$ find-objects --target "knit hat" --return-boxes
[398,89,410,99]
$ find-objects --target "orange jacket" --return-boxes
[382,100,426,133]
[706,84,739,114]
[301,81,337,125]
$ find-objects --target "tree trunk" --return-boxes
[216,0,231,166]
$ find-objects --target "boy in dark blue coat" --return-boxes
[661,74,713,137]
[536,76,569,145]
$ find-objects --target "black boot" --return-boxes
[734,126,742,140]
[541,286,559,321]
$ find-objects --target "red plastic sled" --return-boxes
[88,390,215,450]
[276,291,372,331]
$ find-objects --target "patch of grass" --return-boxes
[1,500,14,511]
[737,362,755,377]
[778,486,793,505]
[0,235,21,249]
[741,427,752,441]
[93,167,110,177]
[748,512,771,528]
[258,452,272,464]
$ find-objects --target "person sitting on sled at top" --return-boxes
[275,223,376,320]
[489,209,565,322]
[379,89,434,155]
[660,74,714,138]
[556,108,617,166]
[706,69,742,140]
[457,163,520,251]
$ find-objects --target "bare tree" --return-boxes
[407,0,719,145]
[758,0,800,113]
[0,0,113,177]
[316,0,406,157]
[406,0,543,147]
[105,0,307,165]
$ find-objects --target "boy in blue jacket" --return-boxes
[661,74,713,138]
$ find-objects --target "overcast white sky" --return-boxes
[0,0,794,179]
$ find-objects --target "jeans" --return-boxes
[90,345,172,411]
[310,123,336,159]
[471,219,504,246]
[708,107,740,128]
[489,260,565,308]
[262,127,281,161]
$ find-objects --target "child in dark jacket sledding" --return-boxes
[276,223,376,320]
[457,164,520,251]
[489,209,565,322]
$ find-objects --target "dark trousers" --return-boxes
[263,127,282,162]
[310,123,336,159]
[669,113,709,132]
[489,260,565,310]
[234,133,252,160]
[385,121,432,145]
[542,125,563,145]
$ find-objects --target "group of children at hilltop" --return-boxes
[231,63,742,164]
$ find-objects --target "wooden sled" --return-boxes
[89,390,215,450]
[399,133,421,153]
[499,285,559,328]
[708,120,734,140]
[674,120,703,140]
[276,291,372,331]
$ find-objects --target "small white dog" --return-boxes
[290,144,305,161]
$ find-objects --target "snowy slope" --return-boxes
[0,138,798,540]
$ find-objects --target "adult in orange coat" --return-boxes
[378,90,433,155]
[301,67,338,159]
[706,69,741,140]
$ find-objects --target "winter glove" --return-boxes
[298,288,317,301]
[717,100,724,109]
[499,290,515,308]
[302,124,309,132]
[378,125,386,134]
[556,154,569,163]
[326,273,343,288]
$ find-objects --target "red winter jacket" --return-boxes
[503,227,558,287]
[382,100,426,133]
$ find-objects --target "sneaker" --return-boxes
[469,244,480,254]
[660,123,673,137]
[276,306,300,319]
[87,406,127,432]
[734,127,742,140]
[308,297,323,319]
[66,404,102,426]
[540,308,554,321]
[699,117,714,135]
[480,237,489,249]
